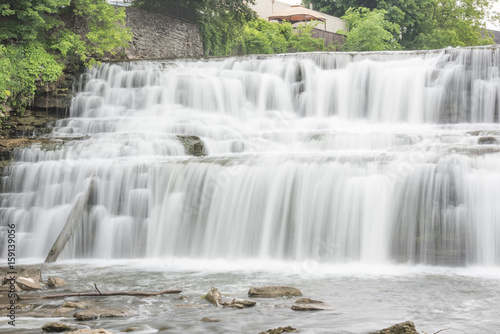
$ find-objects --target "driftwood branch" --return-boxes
[20,289,182,300]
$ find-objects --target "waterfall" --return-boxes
[2,47,500,266]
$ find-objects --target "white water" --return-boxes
[2,47,500,267]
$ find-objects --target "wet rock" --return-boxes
[62,301,95,309]
[67,330,113,334]
[259,326,297,334]
[41,321,77,332]
[73,309,133,321]
[54,307,76,316]
[222,299,256,308]
[295,298,323,304]
[371,321,418,334]
[478,136,497,145]
[205,287,221,307]
[291,303,333,311]
[158,325,171,331]
[177,135,206,156]
[222,302,245,309]
[0,266,42,283]
[248,286,302,298]
[16,277,44,291]
[47,276,68,288]
[201,317,223,322]
[121,327,140,332]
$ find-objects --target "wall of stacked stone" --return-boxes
[123,7,204,60]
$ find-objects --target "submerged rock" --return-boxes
[47,276,68,288]
[259,326,297,334]
[248,286,302,298]
[371,321,418,334]
[41,322,77,332]
[63,301,95,309]
[291,297,333,310]
[173,304,206,309]
[121,327,140,332]
[291,303,333,311]
[295,298,323,304]
[66,330,113,334]
[205,287,222,307]
[201,317,223,322]
[54,307,76,316]
[73,309,132,321]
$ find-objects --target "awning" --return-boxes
[268,5,327,23]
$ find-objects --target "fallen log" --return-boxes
[20,289,182,300]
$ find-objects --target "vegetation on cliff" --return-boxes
[133,0,330,56]
[0,0,132,115]
[302,0,498,50]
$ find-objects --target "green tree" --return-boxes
[302,0,497,49]
[289,21,327,52]
[415,0,496,49]
[233,19,292,55]
[340,7,401,51]
[0,0,132,110]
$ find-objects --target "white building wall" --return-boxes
[249,0,347,33]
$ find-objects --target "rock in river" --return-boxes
[205,287,222,307]
[371,321,418,334]
[248,286,302,298]
[47,276,68,288]
[73,308,132,321]
[41,322,77,332]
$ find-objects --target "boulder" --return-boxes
[371,321,418,334]
[248,286,302,298]
[67,330,113,334]
[205,287,221,307]
[73,309,133,321]
[121,327,140,332]
[47,276,68,288]
[259,326,297,334]
[201,317,223,322]
[16,277,44,291]
[41,322,77,332]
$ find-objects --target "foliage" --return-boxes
[0,0,68,42]
[0,0,131,111]
[232,19,328,55]
[289,22,327,52]
[340,7,401,51]
[302,0,497,50]
[233,19,292,55]
[69,0,132,65]
[0,42,64,108]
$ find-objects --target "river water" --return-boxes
[2,47,500,333]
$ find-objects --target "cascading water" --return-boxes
[2,47,500,267]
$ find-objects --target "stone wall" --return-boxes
[123,7,204,60]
